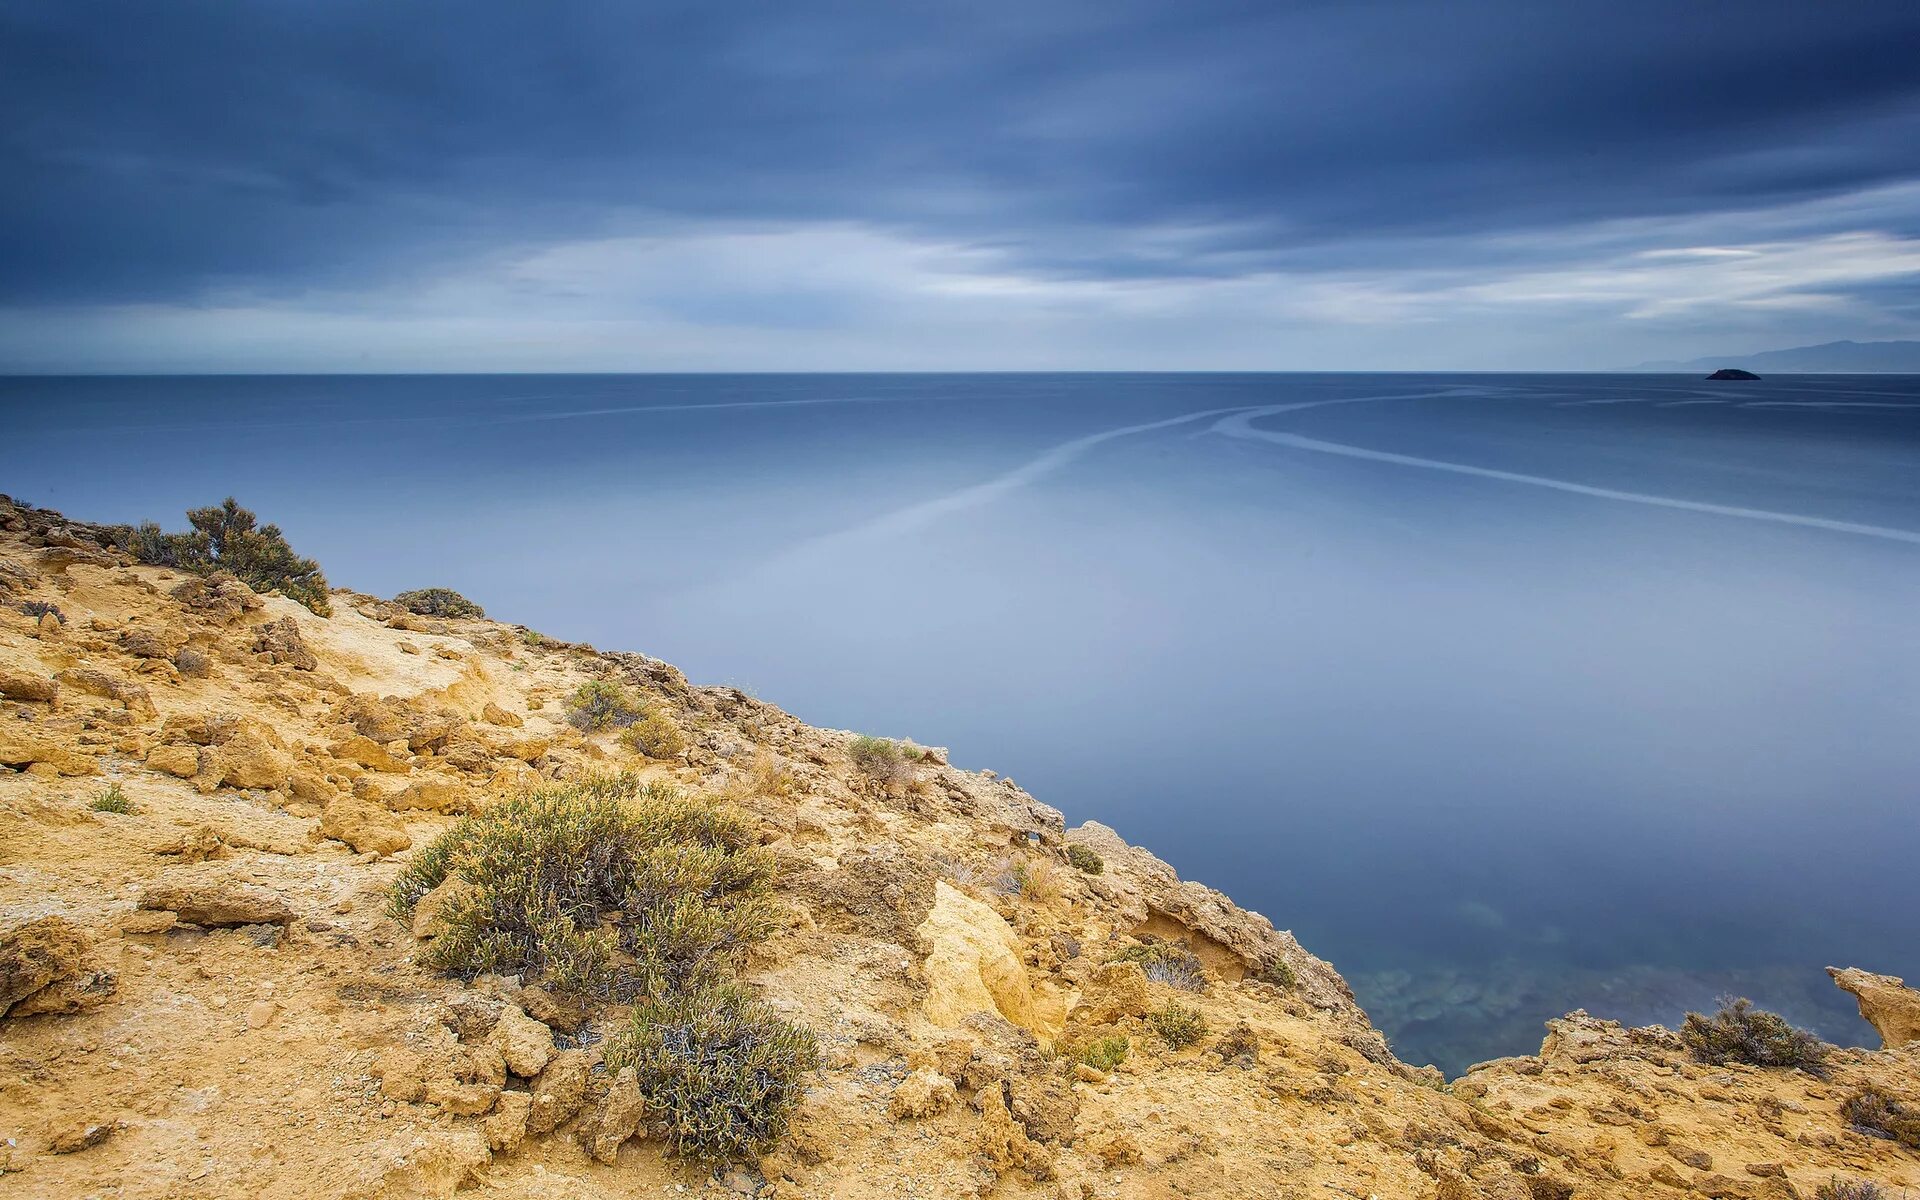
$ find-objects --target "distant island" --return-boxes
[1632,338,1920,373]
[1705,368,1760,381]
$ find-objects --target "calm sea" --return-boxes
[5,372,1917,1072]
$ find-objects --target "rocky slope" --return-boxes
[1,496,1916,1200]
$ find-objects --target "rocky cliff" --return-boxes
[1,497,1915,1199]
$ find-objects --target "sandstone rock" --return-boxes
[411,877,473,941]
[527,1049,591,1134]
[0,731,98,775]
[489,734,549,763]
[481,702,523,728]
[888,1068,958,1119]
[1074,960,1150,1026]
[491,1004,555,1078]
[388,774,470,813]
[1,915,116,1019]
[0,667,58,703]
[373,1046,430,1102]
[320,794,411,856]
[146,743,203,778]
[56,668,155,716]
[140,878,294,926]
[37,610,61,638]
[332,734,411,773]
[205,733,293,790]
[121,625,185,660]
[47,1121,115,1154]
[170,572,261,625]
[917,880,1062,1038]
[253,616,317,669]
[337,693,413,742]
[1007,1073,1079,1143]
[974,1085,1053,1181]
[587,1066,645,1163]
[484,1090,533,1154]
[1828,965,1920,1048]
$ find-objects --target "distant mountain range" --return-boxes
[1630,339,1920,373]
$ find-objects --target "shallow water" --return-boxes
[5,371,1916,1072]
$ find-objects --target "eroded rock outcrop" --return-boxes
[1831,966,1920,1048]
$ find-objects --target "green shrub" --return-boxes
[603,982,819,1162]
[1678,998,1828,1070]
[1065,843,1103,874]
[1069,1035,1131,1072]
[518,628,546,647]
[565,680,644,732]
[122,498,331,615]
[848,735,912,783]
[1109,939,1206,992]
[1255,957,1297,989]
[620,709,687,759]
[1842,1087,1920,1149]
[388,776,775,999]
[17,600,65,624]
[393,588,484,619]
[90,783,135,815]
[1814,1181,1889,1200]
[1148,1002,1208,1049]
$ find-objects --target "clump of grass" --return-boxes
[1109,939,1206,992]
[565,680,644,732]
[1255,956,1297,989]
[848,735,914,784]
[393,587,484,619]
[1148,1002,1208,1049]
[517,628,546,647]
[388,775,776,999]
[1678,998,1828,1070]
[19,599,67,625]
[603,981,819,1162]
[1018,857,1061,904]
[90,783,135,815]
[1065,843,1103,874]
[1068,1035,1131,1073]
[121,498,331,615]
[1816,1181,1890,1200]
[1842,1087,1920,1149]
[620,709,687,760]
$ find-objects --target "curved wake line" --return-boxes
[1212,414,1920,546]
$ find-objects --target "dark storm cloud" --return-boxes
[5,0,1920,307]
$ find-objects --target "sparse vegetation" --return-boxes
[1149,1002,1208,1049]
[121,498,331,615]
[17,599,65,624]
[1678,998,1828,1070]
[603,982,819,1161]
[517,628,546,647]
[1842,1087,1920,1149]
[393,587,484,619]
[619,709,687,759]
[1110,938,1207,992]
[848,735,914,783]
[1066,843,1104,874]
[1815,1181,1890,1200]
[1213,1021,1259,1061]
[1255,956,1297,989]
[90,783,134,815]
[1069,1035,1131,1072]
[389,775,777,999]
[1018,857,1061,904]
[565,679,644,732]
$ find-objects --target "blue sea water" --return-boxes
[4,371,1917,1072]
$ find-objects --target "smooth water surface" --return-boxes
[4,372,1916,1071]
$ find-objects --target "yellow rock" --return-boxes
[146,743,202,779]
[916,880,1064,1040]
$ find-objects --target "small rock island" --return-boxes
[1706,367,1761,380]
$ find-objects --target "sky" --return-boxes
[3,0,1920,373]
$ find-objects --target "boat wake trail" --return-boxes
[1210,413,1920,546]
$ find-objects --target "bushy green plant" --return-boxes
[620,709,687,759]
[848,735,912,783]
[1255,956,1297,989]
[122,498,331,615]
[1069,1035,1131,1072]
[1842,1087,1920,1149]
[603,982,819,1162]
[1677,998,1828,1070]
[565,679,644,732]
[90,783,135,815]
[17,599,65,624]
[1065,843,1103,874]
[393,587,484,619]
[1109,939,1206,992]
[388,776,775,999]
[518,628,546,647]
[1148,1002,1208,1049]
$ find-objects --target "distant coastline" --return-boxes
[1631,338,1920,373]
